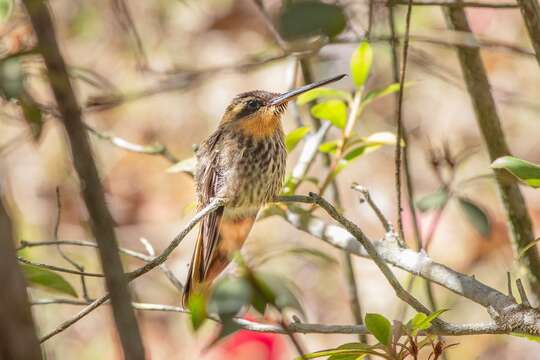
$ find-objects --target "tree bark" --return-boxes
[21,0,146,357]
[0,196,42,360]
[444,1,540,301]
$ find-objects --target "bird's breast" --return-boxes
[220,132,286,209]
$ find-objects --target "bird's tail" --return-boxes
[182,211,256,307]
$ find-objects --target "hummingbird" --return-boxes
[183,74,346,305]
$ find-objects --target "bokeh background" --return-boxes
[1,0,540,358]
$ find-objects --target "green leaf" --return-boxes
[0,56,24,100]
[511,332,540,343]
[415,188,449,213]
[252,272,304,315]
[20,99,43,140]
[311,100,348,129]
[362,82,414,108]
[350,42,373,88]
[297,87,351,105]
[278,0,346,40]
[208,318,242,347]
[208,276,252,320]
[166,156,197,175]
[285,127,311,152]
[319,139,341,154]
[364,313,392,346]
[407,309,448,336]
[299,349,368,360]
[328,355,365,360]
[187,292,207,331]
[21,264,77,297]
[458,197,491,237]
[365,132,398,145]
[0,0,13,23]
[492,156,540,188]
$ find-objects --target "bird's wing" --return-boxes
[183,133,224,304]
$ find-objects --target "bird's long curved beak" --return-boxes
[269,73,347,106]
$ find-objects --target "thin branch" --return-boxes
[18,239,184,293]
[39,197,225,343]
[251,0,288,51]
[387,0,518,8]
[85,124,178,163]
[444,0,540,301]
[394,0,415,242]
[352,184,393,233]
[17,257,104,277]
[31,299,513,336]
[516,0,540,67]
[111,0,149,70]
[52,188,91,301]
[85,52,289,111]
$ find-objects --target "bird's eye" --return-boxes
[246,99,262,110]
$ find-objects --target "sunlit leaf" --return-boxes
[297,87,351,105]
[311,100,348,129]
[492,156,540,188]
[415,189,448,212]
[365,132,398,145]
[319,139,341,154]
[350,42,373,88]
[0,0,13,23]
[362,82,414,107]
[285,126,310,152]
[511,332,540,343]
[208,276,252,320]
[166,156,197,175]
[20,99,43,140]
[21,264,77,297]
[298,349,368,360]
[187,292,207,331]
[365,313,392,346]
[278,0,346,40]
[407,309,448,336]
[458,197,491,237]
[0,57,24,100]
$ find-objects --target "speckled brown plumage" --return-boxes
[183,91,287,304]
[182,74,346,305]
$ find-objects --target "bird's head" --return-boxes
[220,74,346,138]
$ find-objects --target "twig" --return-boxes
[394,0,415,242]
[387,0,518,7]
[251,0,288,51]
[39,197,225,343]
[16,257,104,277]
[52,188,91,301]
[111,0,149,70]
[444,0,540,301]
[516,279,530,307]
[85,124,178,163]
[22,1,145,355]
[517,0,540,67]
[31,299,512,336]
[352,184,393,233]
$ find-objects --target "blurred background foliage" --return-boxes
[1,0,540,358]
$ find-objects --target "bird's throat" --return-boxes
[237,113,282,139]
